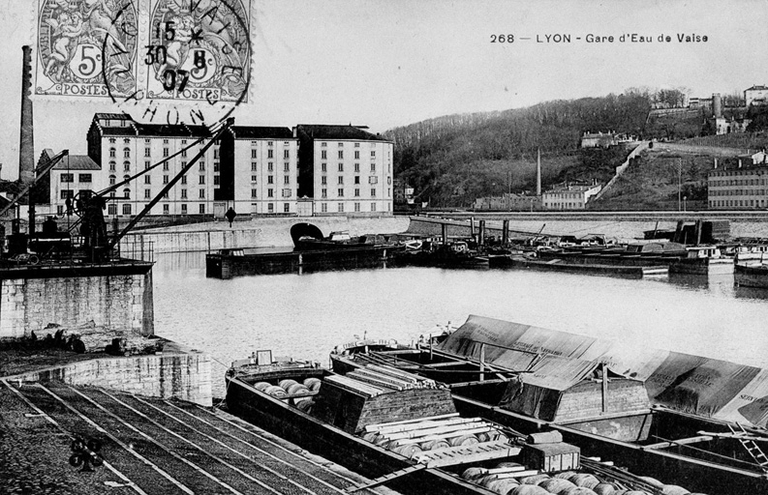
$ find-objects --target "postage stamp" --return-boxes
[144,0,251,104]
[35,0,140,98]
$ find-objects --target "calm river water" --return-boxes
[152,246,768,398]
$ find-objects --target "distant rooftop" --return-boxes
[228,126,294,139]
[295,124,388,142]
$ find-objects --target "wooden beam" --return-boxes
[643,435,714,450]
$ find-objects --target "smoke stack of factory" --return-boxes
[19,45,35,187]
[536,147,542,196]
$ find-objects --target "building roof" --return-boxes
[745,85,768,92]
[94,112,133,120]
[295,124,389,142]
[228,126,294,139]
[39,149,100,170]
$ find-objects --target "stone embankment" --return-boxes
[121,216,410,254]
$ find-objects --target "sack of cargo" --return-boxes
[520,474,550,485]
[527,431,563,444]
[449,434,480,447]
[254,382,271,391]
[392,444,422,459]
[561,487,599,495]
[539,478,576,493]
[461,467,486,480]
[485,478,519,494]
[279,379,299,390]
[303,377,322,391]
[661,486,689,495]
[593,483,617,495]
[421,439,450,451]
[265,385,287,398]
[510,485,550,495]
[568,473,600,489]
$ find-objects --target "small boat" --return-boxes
[735,262,768,288]
[395,240,490,269]
[290,223,398,250]
[225,350,692,495]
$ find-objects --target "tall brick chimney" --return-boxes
[19,46,35,186]
[536,147,542,196]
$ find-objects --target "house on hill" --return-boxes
[745,85,768,106]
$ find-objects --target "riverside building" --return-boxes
[34,114,393,219]
[707,158,768,209]
[541,183,602,210]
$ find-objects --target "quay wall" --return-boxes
[121,215,410,254]
[7,347,212,406]
[0,271,154,340]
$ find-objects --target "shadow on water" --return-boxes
[734,285,768,300]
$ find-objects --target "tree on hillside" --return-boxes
[654,87,689,108]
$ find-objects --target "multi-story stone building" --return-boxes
[35,114,393,219]
[708,160,768,209]
[745,85,768,107]
[295,124,394,216]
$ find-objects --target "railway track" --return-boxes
[1,379,399,495]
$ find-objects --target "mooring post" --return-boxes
[479,343,486,382]
[601,362,608,413]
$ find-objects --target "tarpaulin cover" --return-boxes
[438,315,768,426]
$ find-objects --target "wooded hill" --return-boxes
[386,89,679,207]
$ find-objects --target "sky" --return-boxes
[0,0,767,180]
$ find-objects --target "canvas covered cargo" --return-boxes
[438,315,768,427]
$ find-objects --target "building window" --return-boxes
[268,176,274,184]
[268,203,274,213]
[354,202,360,212]
[199,204,205,214]
[163,148,169,157]
[162,139,169,144]
[354,142,360,148]
[109,148,116,158]
[284,203,290,213]
[107,204,117,215]
[284,175,290,184]
[338,176,344,185]
[109,175,116,185]
[181,189,187,198]
[109,138,116,144]
[321,150,327,159]
[251,189,257,198]
[282,188,292,198]
[143,160,150,170]
[60,173,74,183]
[213,149,219,159]
[268,162,273,172]
[144,138,150,144]
[199,162,205,171]
[214,176,220,185]
[321,203,328,212]
[321,163,327,172]
[181,149,187,157]
[163,175,169,184]
[369,176,378,184]
[338,188,344,197]
[371,188,376,197]
[284,162,290,172]
[60,189,73,199]
[321,142,327,147]
[122,204,132,215]
[251,162,257,171]
[163,204,169,214]
[268,189,274,198]
[354,176,360,184]
[267,149,273,159]
[181,204,187,214]
[251,175,257,182]
[124,148,130,158]
[338,203,344,212]
[144,189,151,199]
[181,175,187,185]
[371,203,376,212]
[199,175,205,184]
[370,163,376,172]
[371,151,376,157]
[354,151,360,159]
[109,161,116,171]
[338,163,344,172]
[321,188,327,198]
[338,150,344,159]
[181,139,187,144]
[214,162,219,172]
[284,149,290,159]
[354,163,360,172]
[199,189,205,198]
[123,188,130,199]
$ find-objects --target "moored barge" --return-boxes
[330,315,768,494]
[225,351,698,495]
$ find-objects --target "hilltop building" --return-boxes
[707,156,768,209]
[542,182,602,210]
[745,85,768,106]
[33,114,393,219]
[473,193,541,211]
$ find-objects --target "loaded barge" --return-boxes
[330,315,768,494]
[225,352,703,495]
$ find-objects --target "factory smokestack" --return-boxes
[536,147,542,196]
[19,45,35,186]
[713,93,722,119]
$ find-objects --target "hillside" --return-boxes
[387,90,653,207]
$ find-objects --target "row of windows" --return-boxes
[320,142,376,148]
[320,151,377,159]
[109,147,218,159]
[250,162,289,172]
[318,202,378,213]
[710,199,768,207]
[320,176,379,185]
[319,188,377,198]
[251,149,290,159]
[108,161,217,172]
[320,163,377,172]
[61,188,208,200]
[60,173,92,183]
[709,178,768,186]
[249,188,293,198]
[710,189,768,196]
[251,141,292,147]
[108,138,196,145]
